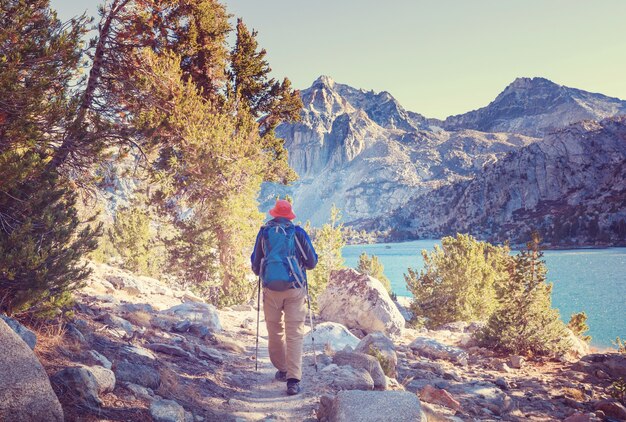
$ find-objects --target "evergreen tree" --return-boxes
[0,158,100,316]
[0,0,87,154]
[306,205,346,308]
[476,232,571,356]
[357,252,392,295]
[228,18,301,183]
[405,234,510,328]
[568,312,592,343]
[0,0,99,316]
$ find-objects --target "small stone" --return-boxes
[418,385,461,411]
[125,382,154,400]
[66,323,87,344]
[495,377,510,390]
[563,412,592,422]
[148,343,191,358]
[509,355,525,369]
[150,398,186,422]
[195,344,224,364]
[87,350,112,369]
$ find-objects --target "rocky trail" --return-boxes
[1,263,625,422]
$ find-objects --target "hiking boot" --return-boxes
[286,379,301,395]
[275,371,287,382]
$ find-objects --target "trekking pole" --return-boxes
[305,284,318,372]
[255,276,261,372]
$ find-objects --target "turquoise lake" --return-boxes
[342,240,626,349]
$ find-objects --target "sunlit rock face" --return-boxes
[368,117,626,245]
[265,76,535,225]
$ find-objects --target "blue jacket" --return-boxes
[251,218,318,285]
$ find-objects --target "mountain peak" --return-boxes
[313,75,335,89]
[504,77,559,92]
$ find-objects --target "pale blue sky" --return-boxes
[51,0,626,119]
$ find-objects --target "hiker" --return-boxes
[250,199,318,395]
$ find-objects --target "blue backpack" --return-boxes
[261,220,306,289]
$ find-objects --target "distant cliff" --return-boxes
[363,117,626,246]
[439,77,626,137]
[262,76,534,225]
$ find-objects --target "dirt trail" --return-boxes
[222,308,322,422]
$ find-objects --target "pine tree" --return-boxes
[405,234,510,328]
[568,312,592,343]
[357,252,392,295]
[0,0,87,154]
[0,158,100,316]
[305,205,346,308]
[476,232,571,356]
[0,0,99,316]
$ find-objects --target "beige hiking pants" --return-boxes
[263,287,307,381]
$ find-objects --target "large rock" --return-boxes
[318,269,404,337]
[150,398,186,422]
[148,343,192,359]
[409,336,469,366]
[97,313,136,336]
[594,400,626,420]
[0,319,64,421]
[576,353,626,379]
[317,390,427,422]
[355,332,397,377]
[329,366,375,391]
[305,321,360,352]
[114,361,161,389]
[51,366,103,408]
[88,365,116,394]
[160,302,222,332]
[333,350,387,390]
[0,315,37,350]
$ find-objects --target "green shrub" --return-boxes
[305,205,346,309]
[609,378,626,404]
[108,204,164,277]
[405,233,510,328]
[568,312,591,343]
[475,233,571,357]
[357,252,392,295]
[367,345,395,377]
[0,160,100,316]
[613,337,626,354]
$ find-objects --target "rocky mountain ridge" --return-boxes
[264,76,536,225]
[266,76,626,246]
[363,117,626,246]
[439,77,626,137]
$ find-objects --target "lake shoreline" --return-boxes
[347,238,626,251]
[343,241,626,349]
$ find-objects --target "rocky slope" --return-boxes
[2,264,624,421]
[263,76,535,225]
[365,117,626,246]
[440,77,626,137]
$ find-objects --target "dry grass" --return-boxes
[32,322,70,364]
[562,387,587,401]
[156,365,207,409]
[123,310,153,328]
